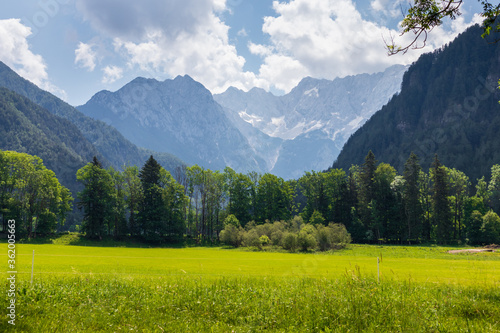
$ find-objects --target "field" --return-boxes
[1,237,500,332]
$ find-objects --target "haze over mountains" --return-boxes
[78,64,407,179]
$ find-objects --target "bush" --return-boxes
[481,210,500,244]
[259,235,270,246]
[255,223,273,239]
[317,225,331,251]
[329,223,352,249]
[281,232,298,252]
[220,225,242,247]
[298,232,317,251]
[316,223,352,251]
[289,216,304,232]
[270,221,286,245]
[297,224,317,251]
[242,229,261,249]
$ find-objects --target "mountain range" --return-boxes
[3,24,496,187]
[0,61,185,176]
[77,75,265,173]
[215,64,407,178]
[78,65,407,179]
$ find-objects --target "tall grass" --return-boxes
[1,243,499,332]
[2,274,499,332]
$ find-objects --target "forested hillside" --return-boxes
[0,87,97,194]
[0,62,184,174]
[332,25,500,182]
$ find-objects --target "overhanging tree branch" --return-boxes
[386,0,500,55]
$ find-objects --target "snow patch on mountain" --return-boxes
[215,64,408,178]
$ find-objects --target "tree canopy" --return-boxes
[386,0,500,55]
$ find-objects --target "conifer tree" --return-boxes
[431,154,453,243]
[358,150,377,234]
[404,152,423,243]
[138,155,165,243]
[76,156,113,239]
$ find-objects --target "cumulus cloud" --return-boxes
[237,28,248,37]
[0,19,66,99]
[250,0,481,93]
[73,0,482,95]
[102,65,123,84]
[371,0,411,18]
[75,42,96,71]
[76,0,226,42]
[76,0,267,93]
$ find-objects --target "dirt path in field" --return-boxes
[448,245,499,254]
[448,249,494,254]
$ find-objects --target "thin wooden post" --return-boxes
[31,250,34,286]
[377,257,380,283]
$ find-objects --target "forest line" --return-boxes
[1,149,499,246]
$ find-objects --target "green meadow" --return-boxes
[1,239,500,332]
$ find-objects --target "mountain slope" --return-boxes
[78,76,266,172]
[0,87,98,194]
[0,62,184,173]
[215,65,407,178]
[332,25,500,181]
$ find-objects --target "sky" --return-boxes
[0,0,484,106]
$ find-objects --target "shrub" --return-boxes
[315,223,352,251]
[220,225,242,247]
[242,229,261,249]
[329,223,352,249]
[298,232,317,251]
[255,223,273,239]
[281,232,298,252]
[270,221,286,245]
[259,235,270,246]
[289,216,304,232]
[245,221,257,231]
[481,210,500,244]
[270,230,283,245]
[316,225,331,251]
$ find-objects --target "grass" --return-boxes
[1,240,499,332]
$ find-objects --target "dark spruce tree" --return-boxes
[76,156,114,239]
[358,151,377,239]
[403,152,423,243]
[138,155,165,243]
[431,154,453,243]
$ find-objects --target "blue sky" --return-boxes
[0,0,484,106]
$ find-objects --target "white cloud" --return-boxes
[237,28,248,37]
[75,42,96,71]
[250,0,481,93]
[248,42,273,57]
[74,0,481,95]
[76,0,228,42]
[371,0,410,18]
[0,19,66,99]
[424,13,484,48]
[102,65,123,84]
[78,0,266,93]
